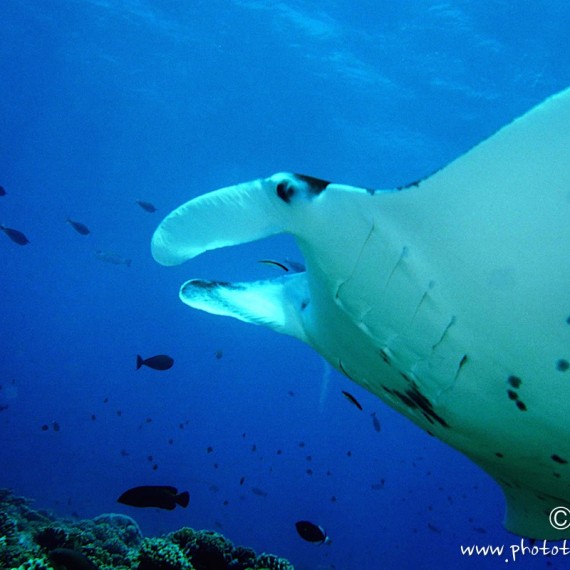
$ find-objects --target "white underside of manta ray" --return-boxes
[152,87,570,539]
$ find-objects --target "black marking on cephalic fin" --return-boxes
[294,173,330,193]
[276,174,330,204]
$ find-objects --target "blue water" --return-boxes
[1,2,569,569]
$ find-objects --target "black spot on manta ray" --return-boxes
[294,173,330,194]
[276,181,294,203]
[552,454,568,464]
[276,174,329,203]
[556,359,569,372]
[495,452,504,458]
[515,400,527,411]
[384,382,450,428]
[507,389,518,401]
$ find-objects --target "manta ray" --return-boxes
[152,87,570,539]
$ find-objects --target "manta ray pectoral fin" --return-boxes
[180,273,310,342]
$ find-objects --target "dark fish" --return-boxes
[371,412,381,432]
[214,350,223,359]
[0,185,6,196]
[295,520,328,544]
[251,487,267,497]
[371,480,385,490]
[239,476,245,486]
[95,250,131,266]
[52,421,60,432]
[427,522,442,533]
[0,405,8,412]
[341,390,363,411]
[67,218,90,235]
[0,225,29,245]
[258,259,289,272]
[117,485,189,510]
[48,548,99,570]
[258,258,306,273]
[136,200,157,213]
[136,354,174,371]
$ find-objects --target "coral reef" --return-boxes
[0,488,294,569]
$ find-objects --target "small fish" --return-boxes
[48,548,99,570]
[258,258,306,272]
[341,390,363,411]
[371,480,385,490]
[117,485,189,510]
[0,405,8,412]
[95,250,131,266]
[427,522,442,533]
[214,350,223,360]
[136,200,157,213]
[295,520,329,544]
[251,487,267,497]
[371,412,381,432]
[67,218,90,235]
[136,354,174,371]
[52,421,60,432]
[258,259,289,271]
[0,185,6,196]
[239,476,245,486]
[0,225,29,245]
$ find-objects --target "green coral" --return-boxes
[13,556,52,570]
[0,488,295,570]
[137,537,193,570]
[256,554,295,570]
